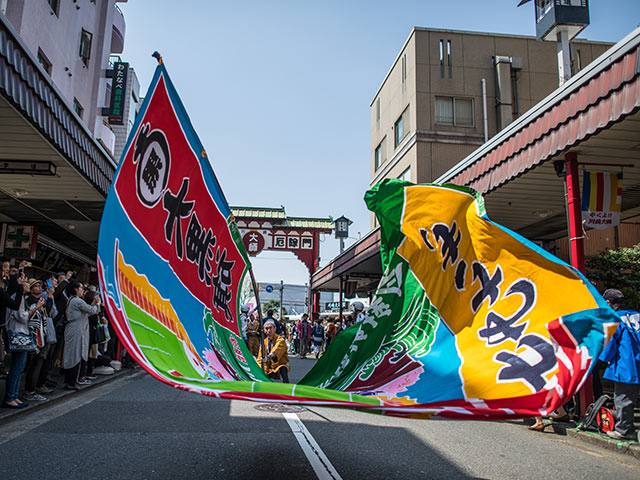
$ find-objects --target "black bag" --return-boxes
[94,321,107,344]
[578,394,615,432]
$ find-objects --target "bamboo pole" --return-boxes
[248,268,266,375]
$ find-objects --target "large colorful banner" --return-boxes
[581,171,623,229]
[300,180,619,417]
[98,63,619,419]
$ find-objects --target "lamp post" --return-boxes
[518,0,590,86]
[334,215,352,253]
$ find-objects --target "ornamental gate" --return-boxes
[231,206,333,316]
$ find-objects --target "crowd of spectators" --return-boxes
[241,303,364,362]
[0,261,121,409]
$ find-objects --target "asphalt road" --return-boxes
[1,357,639,480]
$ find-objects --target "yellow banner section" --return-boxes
[397,186,599,400]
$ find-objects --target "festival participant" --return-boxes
[62,281,100,390]
[239,304,256,345]
[292,321,300,355]
[325,320,337,349]
[599,289,640,440]
[311,319,324,359]
[352,301,365,323]
[257,319,289,383]
[278,317,288,341]
[261,309,275,328]
[297,314,311,358]
[246,312,261,357]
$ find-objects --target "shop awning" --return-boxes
[0,15,116,258]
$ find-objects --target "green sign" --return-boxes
[109,62,129,125]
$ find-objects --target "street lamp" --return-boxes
[334,215,352,253]
[518,0,590,86]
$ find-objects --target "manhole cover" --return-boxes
[254,403,306,413]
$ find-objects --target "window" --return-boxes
[447,40,452,78]
[571,46,582,75]
[440,39,453,78]
[436,97,453,124]
[37,48,52,75]
[398,167,411,183]
[47,0,60,16]
[73,98,84,119]
[374,140,384,171]
[394,116,403,147]
[376,98,380,125]
[79,29,93,66]
[394,107,410,148]
[455,98,473,126]
[435,97,474,127]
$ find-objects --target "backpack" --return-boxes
[578,394,615,433]
[300,321,310,337]
[312,324,323,342]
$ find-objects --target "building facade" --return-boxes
[1,0,139,159]
[0,0,137,281]
[313,26,638,302]
[370,28,611,226]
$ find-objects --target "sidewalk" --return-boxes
[521,415,640,461]
[567,427,640,460]
[0,364,139,426]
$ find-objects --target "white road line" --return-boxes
[283,412,342,480]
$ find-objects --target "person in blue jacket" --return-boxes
[598,288,640,440]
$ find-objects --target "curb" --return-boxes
[566,428,640,460]
[0,367,141,426]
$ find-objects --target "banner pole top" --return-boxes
[152,51,163,65]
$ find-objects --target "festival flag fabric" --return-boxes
[98,63,619,420]
[581,171,623,229]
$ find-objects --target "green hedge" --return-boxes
[586,243,640,311]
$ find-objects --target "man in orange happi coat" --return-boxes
[257,319,289,383]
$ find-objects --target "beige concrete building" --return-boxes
[370,28,611,225]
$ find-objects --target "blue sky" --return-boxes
[118,0,640,285]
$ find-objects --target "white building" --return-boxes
[1,0,139,159]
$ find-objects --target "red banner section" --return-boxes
[114,74,245,334]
